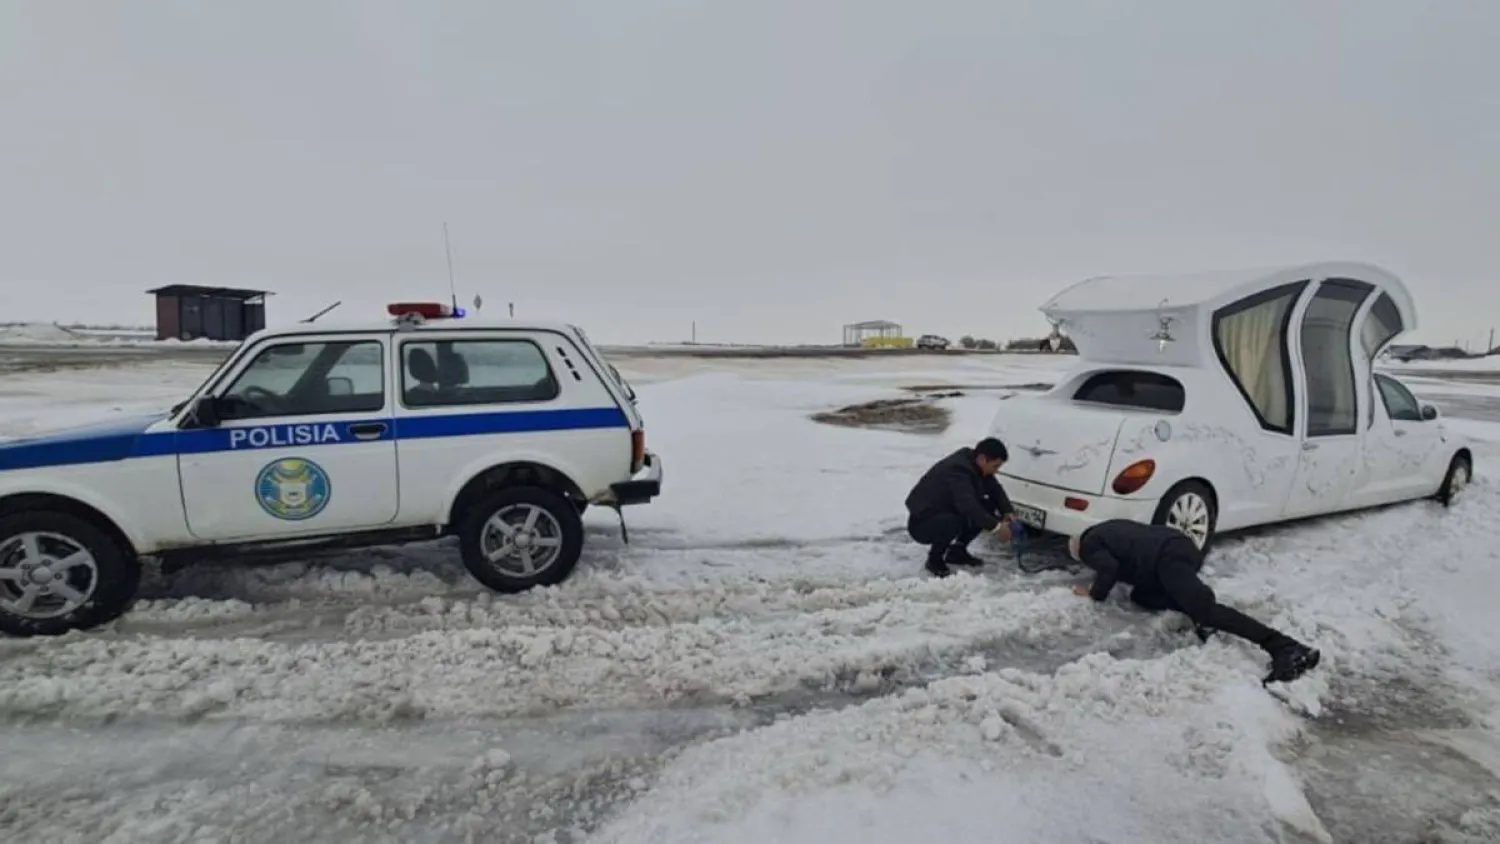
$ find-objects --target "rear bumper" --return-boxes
[1001,475,1157,537]
[604,452,662,506]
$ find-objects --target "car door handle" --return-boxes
[1393,429,1408,437]
[349,422,388,440]
[1301,442,1319,452]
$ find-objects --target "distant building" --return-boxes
[842,320,904,347]
[148,285,271,342]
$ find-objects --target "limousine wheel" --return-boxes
[1438,453,1472,508]
[457,486,584,593]
[1152,481,1218,553]
[0,511,141,637]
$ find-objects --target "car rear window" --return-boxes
[1072,370,1185,412]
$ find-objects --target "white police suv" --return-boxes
[0,302,662,636]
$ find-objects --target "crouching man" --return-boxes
[1067,519,1320,684]
[904,438,1015,578]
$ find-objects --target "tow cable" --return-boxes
[611,504,630,545]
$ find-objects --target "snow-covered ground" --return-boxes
[0,322,236,348]
[1,353,1499,843]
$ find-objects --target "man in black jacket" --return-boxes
[1067,519,1320,683]
[905,438,1016,577]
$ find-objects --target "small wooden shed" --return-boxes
[148,285,271,342]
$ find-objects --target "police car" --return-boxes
[0,302,662,636]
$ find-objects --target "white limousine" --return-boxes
[990,262,1473,551]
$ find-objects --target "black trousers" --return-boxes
[907,511,982,560]
[1129,536,1290,652]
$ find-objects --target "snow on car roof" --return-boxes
[1042,261,1415,327]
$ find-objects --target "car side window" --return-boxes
[401,339,560,408]
[1211,281,1307,434]
[1300,279,1372,437]
[1375,375,1422,422]
[219,340,385,421]
[1072,370,1185,412]
[1363,292,1404,429]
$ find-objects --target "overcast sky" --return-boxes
[3,1,1498,347]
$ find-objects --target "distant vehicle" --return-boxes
[0,302,663,636]
[916,335,950,350]
[987,263,1473,551]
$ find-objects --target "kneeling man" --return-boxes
[1069,519,1320,683]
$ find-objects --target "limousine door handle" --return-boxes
[1301,442,1319,452]
[1393,429,1408,437]
[349,422,389,440]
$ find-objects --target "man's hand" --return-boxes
[1072,585,1092,597]
[991,515,1013,536]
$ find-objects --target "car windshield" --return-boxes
[170,339,248,415]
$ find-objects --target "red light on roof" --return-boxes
[387,302,456,319]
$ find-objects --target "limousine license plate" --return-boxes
[1013,503,1046,530]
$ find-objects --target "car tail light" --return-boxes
[631,429,645,474]
[1111,459,1156,495]
[1065,497,1089,511]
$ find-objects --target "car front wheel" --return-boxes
[1151,481,1218,553]
[456,486,585,593]
[0,511,141,636]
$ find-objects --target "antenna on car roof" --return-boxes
[443,221,459,314]
[301,301,342,323]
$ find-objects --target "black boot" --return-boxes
[1264,639,1320,684]
[944,546,985,567]
[926,549,953,578]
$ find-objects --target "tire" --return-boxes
[456,486,584,593]
[1437,452,1472,508]
[0,511,141,637]
[1151,480,1218,554]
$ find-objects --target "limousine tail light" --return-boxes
[1111,459,1157,495]
[631,429,646,474]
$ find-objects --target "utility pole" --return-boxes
[1489,327,1495,353]
[691,320,696,343]
[508,302,514,318]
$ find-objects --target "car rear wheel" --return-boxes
[457,486,584,593]
[1438,453,1472,508]
[1151,481,1218,553]
[0,511,141,636]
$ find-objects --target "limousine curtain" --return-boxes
[1215,292,1295,431]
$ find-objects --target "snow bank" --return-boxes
[590,655,1311,844]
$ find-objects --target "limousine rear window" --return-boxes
[1072,370,1186,413]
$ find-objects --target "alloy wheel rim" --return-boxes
[0,532,99,619]
[1167,493,1211,548]
[480,504,565,577]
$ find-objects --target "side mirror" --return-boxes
[1421,404,1439,421]
[189,396,221,428]
[326,376,354,397]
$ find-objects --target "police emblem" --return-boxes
[255,457,332,521]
